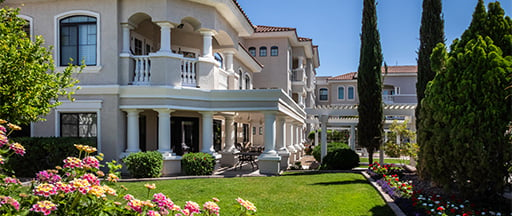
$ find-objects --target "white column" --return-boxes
[223,116,235,152]
[223,50,235,73]
[200,112,215,154]
[314,128,319,146]
[156,22,175,54]
[154,108,175,155]
[262,112,277,155]
[287,121,296,150]
[121,23,134,54]
[124,109,142,153]
[349,125,356,150]
[275,116,286,150]
[320,115,328,162]
[200,30,215,58]
[381,131,388,164]
[298,56,304,69]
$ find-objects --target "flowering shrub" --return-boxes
[0,120,257,215]
[367,162,403,179]
[182,152,215,176]
[411,192,507,216]
[376,174,413,199]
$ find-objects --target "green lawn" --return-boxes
[359,157,409,165]
[120,173,394,215]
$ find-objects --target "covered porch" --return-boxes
[118,87,308,175]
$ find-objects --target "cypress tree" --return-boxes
[357,0,383,165]
[416,0,445,179]
[420,0,512,200]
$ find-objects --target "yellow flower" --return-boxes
[0,119,7,124]
[144,183,156,190]
[7,123,21,131]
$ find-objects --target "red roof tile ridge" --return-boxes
[255,25,297,32]
[231,0,255,30]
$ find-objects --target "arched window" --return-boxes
[319,88,328,101]
[259,46,267,57]
[214,53,223,69]
[244,74,251,89]
[270,46,278,56]
[348,86,355,100]
[59,15,97,66]
[248,47,256,57]
[338,86,345,100]
[239,69,244,89]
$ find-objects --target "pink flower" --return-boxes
[3,177,20,185]
[0,196,20,211]
[82,156,100,169]
[30,200,57,215]
[55,182,73,193]
[36,170,62,184]
[63,157,83,169]
[9,142,25,156]
[203,201,220,215]
[147,210,161,216]
[127,199,144,213]
[81,173,100,186]
[33,183,57,197]
[124,194,135,201]
[0,134,8,147]
[184,201,200,214]
[152,193,174,210]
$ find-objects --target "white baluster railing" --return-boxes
[132,55,151,85]
[181,58,197,87]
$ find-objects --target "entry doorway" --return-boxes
[171,117,199,156]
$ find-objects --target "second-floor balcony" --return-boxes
[131,55,198,87]
[382,94,417,104]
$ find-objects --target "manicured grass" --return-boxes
[120,173,394,215]
[359,157,409,165]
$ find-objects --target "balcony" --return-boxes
[382,94,417,104]
[130,55,199,87]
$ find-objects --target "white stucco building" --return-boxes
[5,0,320,175]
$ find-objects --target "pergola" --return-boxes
[305,104,417,162]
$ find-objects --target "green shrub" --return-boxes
[320,148,359,170]
[123,151,163,178]
[182,152,215,176]
[312,142,349,162]
[6,137,95,177]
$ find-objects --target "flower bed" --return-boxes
[367,162,510,216]
[0,120,257,215]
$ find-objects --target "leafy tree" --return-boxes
[0,5,80,125]
[419,0,512,200]
[383,120,417,165]
[416,0,444,178]
[356,0,384,165]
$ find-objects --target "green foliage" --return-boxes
[312,142,349,162]
[357,0,384,165]
[383,120,418,164]
[182,152,215,176]
[320,148,360,170]
[419,0,512,200]
[308,129,350,144]
[416,0,445,152]
[0,7,81,125]
[123,151,163,178]
[5,137,95,177]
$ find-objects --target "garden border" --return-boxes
[361,171,406,216]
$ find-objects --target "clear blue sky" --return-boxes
[237,0,512,77]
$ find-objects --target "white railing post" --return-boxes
[132,55,151,85]
[181,58,197,87]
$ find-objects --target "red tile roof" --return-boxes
[298,37,312,42]
[329,65,417,80]
[231,0,255,30]
[328,72,357,80]
[383,65,417,73]
[254,25,296,33]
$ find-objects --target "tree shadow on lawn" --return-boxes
[369,204,396,216]
[310,179,369,186]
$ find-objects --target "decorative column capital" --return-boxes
[153,108,176,114]
[121,23,135,30]
[198,111,215,117]
[122,109,142,114]
[199,29,216,37]
[155,21,175,29]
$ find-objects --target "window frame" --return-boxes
[55,10,101,71]
[18,15,33,41]
[337,86,345,100]
[55,100,102,152]
[319,88,328,101]
[270,46,278,56]
[248,47,256,57]
[347,86,355,100]
[259,46,267,57]
[60,113,98,138]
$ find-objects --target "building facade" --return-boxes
[5,0,319,175]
